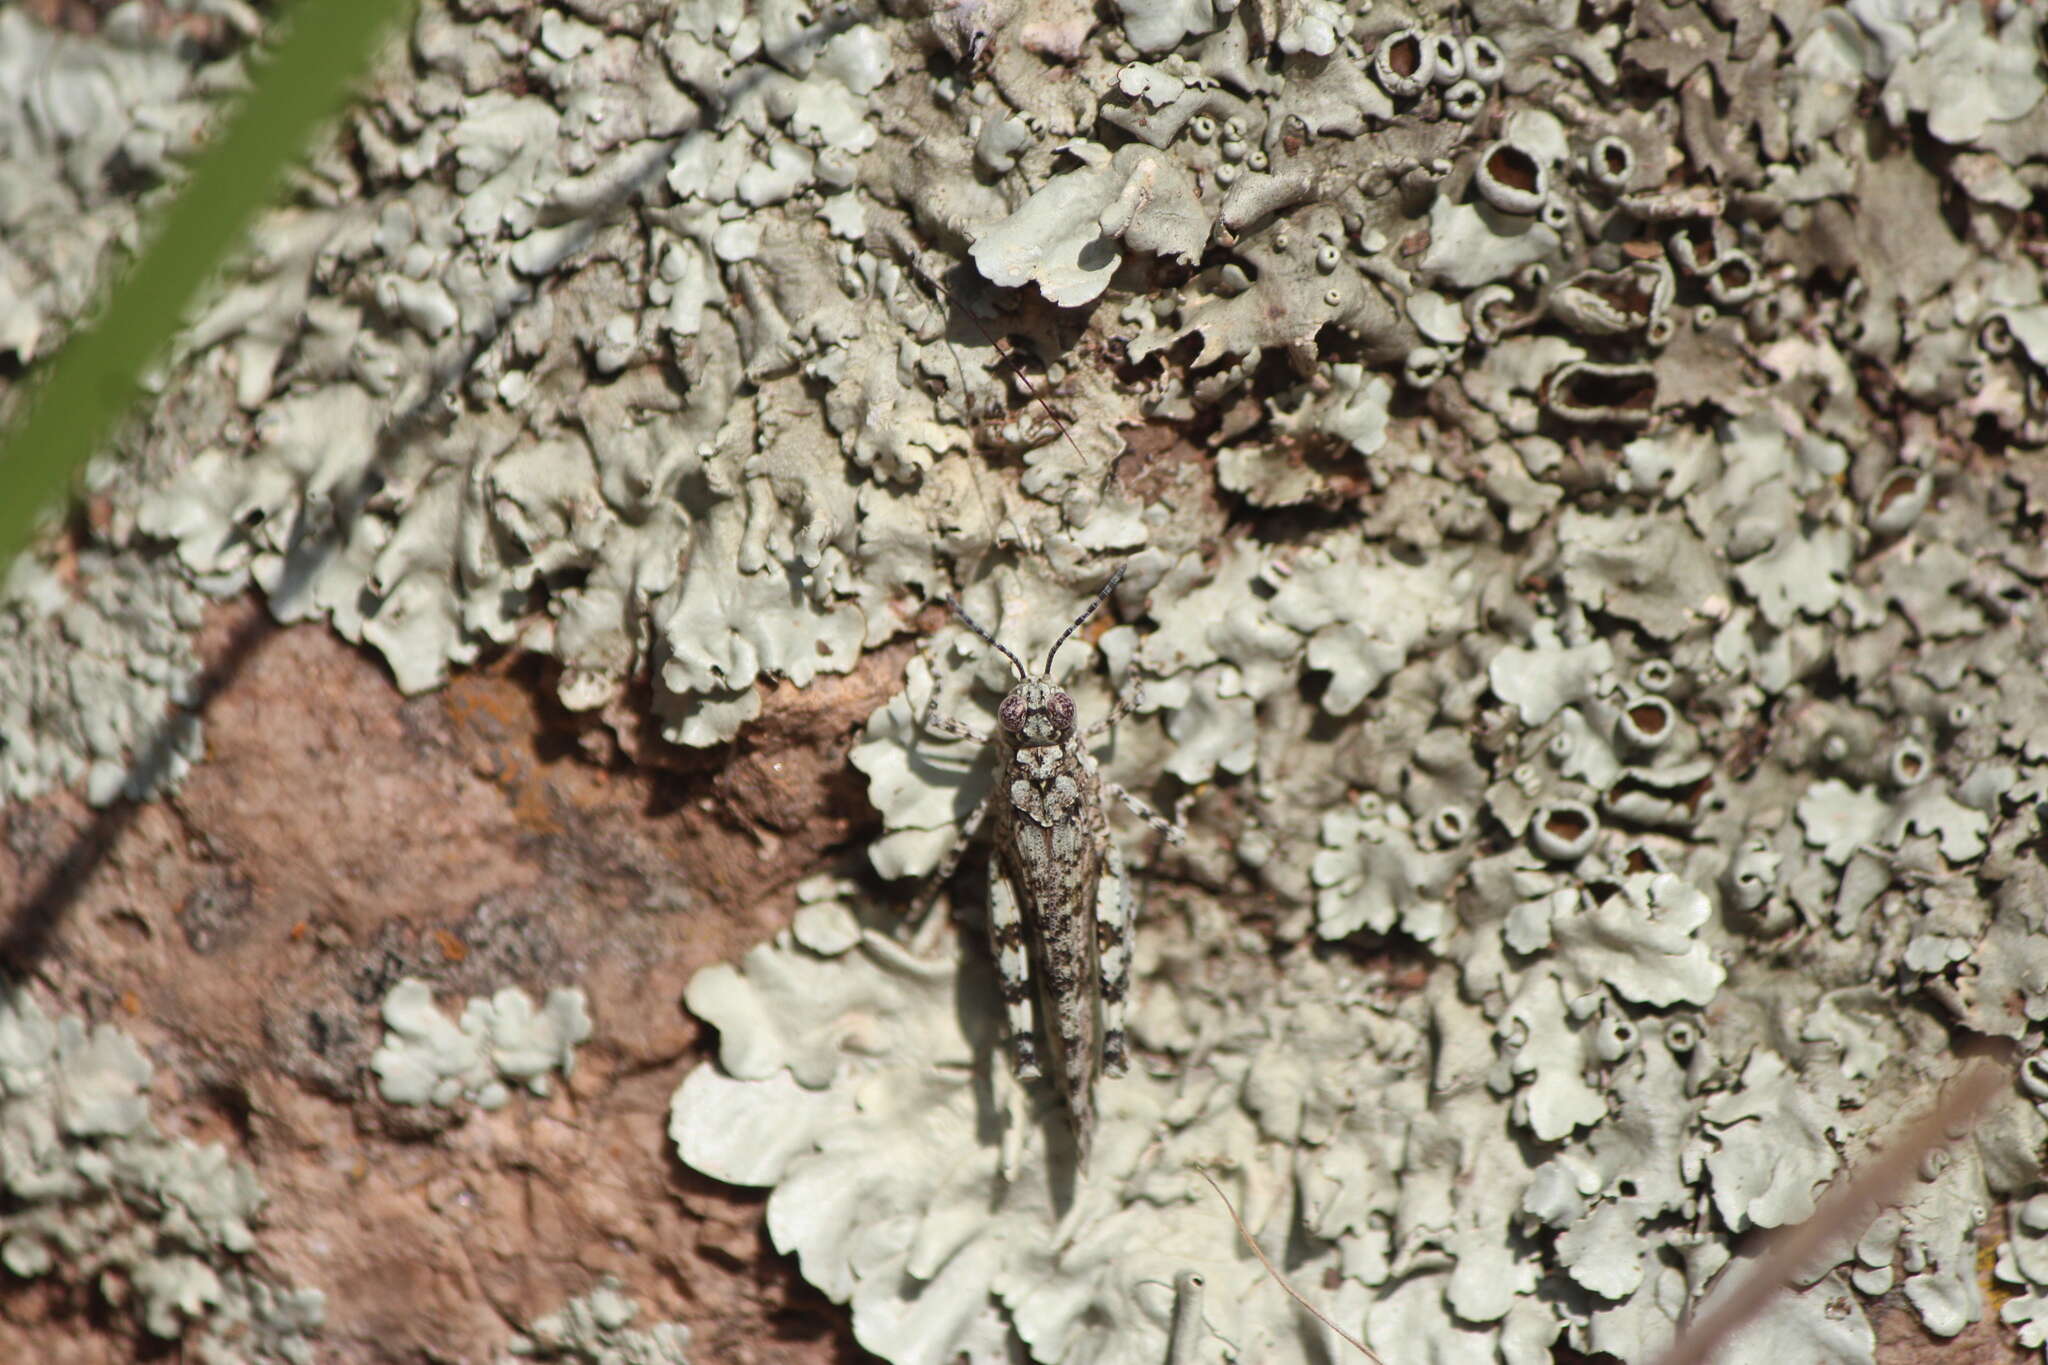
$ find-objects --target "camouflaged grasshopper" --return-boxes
[923,565,1184,1162]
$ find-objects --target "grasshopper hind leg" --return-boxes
[1098,842,1133,1077]
[986,867,1042,1079]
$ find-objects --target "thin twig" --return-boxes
[1195,1166,1387,1365]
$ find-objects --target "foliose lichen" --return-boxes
[7,0,2048,1359]
[0,4,225,806]
[501,1279,694,1364]
[370,977,592,1112]
[671,884,1434,1365]
[0,989,324,1362]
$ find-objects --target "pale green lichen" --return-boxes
[8,0,2048,1360]
[370,977,592,1111]
[0,990,323,1362]
[671,892,1433,1365]
[502,1279,694,1364]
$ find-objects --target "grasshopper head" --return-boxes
[997,679,1077,745]
[943,564,1125,748]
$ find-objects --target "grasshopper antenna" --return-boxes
[1045,563,1126,674]
[875,229,1126,676]
[942,596,1028,680]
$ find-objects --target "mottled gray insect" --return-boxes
[924,565,1183,1161]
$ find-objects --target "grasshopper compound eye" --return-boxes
[998,692,1028,732]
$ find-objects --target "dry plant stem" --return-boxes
[1195,1167,1387,1365]
[1651,1060,2006,1365]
